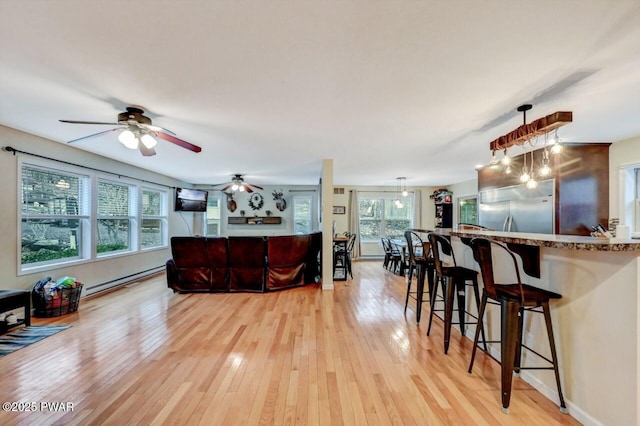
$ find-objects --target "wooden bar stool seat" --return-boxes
[468,237,567,414]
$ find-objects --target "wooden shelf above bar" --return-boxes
[228,216,282,225]
[489,111,572,151]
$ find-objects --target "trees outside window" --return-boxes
[359,196,413,241]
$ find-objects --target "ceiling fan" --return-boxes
[59,106,202,156]
[221,174,264,193]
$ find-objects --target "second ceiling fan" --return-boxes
[221,174,263,193]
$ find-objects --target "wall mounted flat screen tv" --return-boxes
[175,188,208,212]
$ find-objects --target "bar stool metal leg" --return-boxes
[500,298,521,413]
[543,301,568,413]
[468,291,489,373]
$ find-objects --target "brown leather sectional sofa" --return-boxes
[166,232,322,293]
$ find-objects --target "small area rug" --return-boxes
[0,326,70,357]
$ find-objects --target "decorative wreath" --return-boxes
[248,193,264,210]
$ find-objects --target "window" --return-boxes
[19,159,169,273]
[359,196,413,241]
[142,188,167,248]
[97,179,135,255]
[458,196,478,225]
[206,195,222,236]
[20,164,90,267]
[293,196,312,234]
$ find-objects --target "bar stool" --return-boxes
[468,237,567,414]
[403,231,434,323]
[427,232,485,354]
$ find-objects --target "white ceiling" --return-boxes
[1,1,639,187]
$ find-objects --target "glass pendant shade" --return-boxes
[501,150,511,165]
[118,130,138,149]
[140,134,157,148]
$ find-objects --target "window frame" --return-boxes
[96,177,137,257]
[358,194,414,242]
[19,160,91,272]
[205,192,222,237]
[141,187,169,250]
[293,194,313,235]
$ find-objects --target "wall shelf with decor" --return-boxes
[228,216,282,225]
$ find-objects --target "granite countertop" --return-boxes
[444,229,640,252]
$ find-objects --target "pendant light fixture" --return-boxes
[486,104,570,189]
[394,177,406,208]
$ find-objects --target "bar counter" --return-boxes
[439,228,639,425]
[449,228,640,251]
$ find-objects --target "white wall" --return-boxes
[195,185,320,237]
[0,125,192,293]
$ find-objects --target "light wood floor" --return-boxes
[0,261,579,425]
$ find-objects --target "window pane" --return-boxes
[459,197,478,224]
[206,196,221,236]
[97,219,130,253]
[98,181,131,216]
[21,218,81,265]
[359,199,382,219]
[294,197,312,234]
[385,199,411,220]
[360,219,381,240]
[22,166,85,215]
[385,219,411,239]
[142,189,162,215]
[142,219,163,248]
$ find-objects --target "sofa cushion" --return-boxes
[169,237,212,291]
[267,234,310,290]
[205,237,229,292]
[228,237,266,292]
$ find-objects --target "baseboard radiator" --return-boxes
[85,265,166,296]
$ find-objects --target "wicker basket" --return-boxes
[33,284,83,318]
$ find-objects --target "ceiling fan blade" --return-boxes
[221,184,233,192]
[60,119,120,125]
[67,128,122,144]
[247,183,264,191]
[140,123,176,135]
[155,132,202,153]
[139,144,156,157]
[244,185,254,193]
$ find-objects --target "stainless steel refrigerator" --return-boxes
[478,179,554,234]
